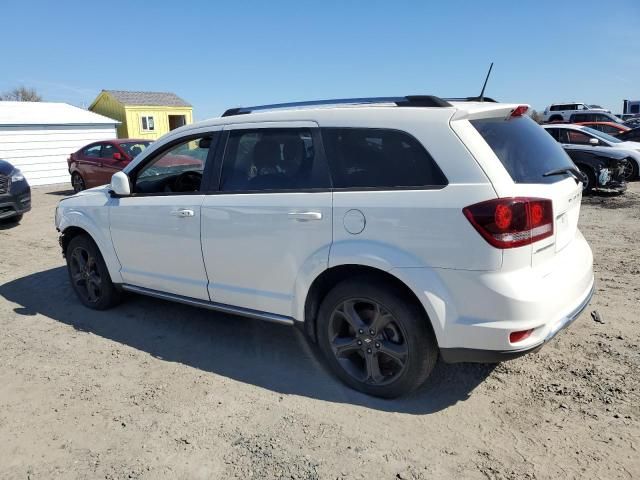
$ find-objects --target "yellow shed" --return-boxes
[89,90,193,140]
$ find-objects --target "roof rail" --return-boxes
[221,95,452,117]
[444,96,498,103]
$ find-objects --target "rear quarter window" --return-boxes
[321,128,447,189]
[471,116,575,184]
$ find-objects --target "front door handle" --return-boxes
[288,211,322,221]
[171,208,195,217]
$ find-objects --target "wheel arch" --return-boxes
[59,225,90,255]
[58,215,122,283]
[302,264,438,345]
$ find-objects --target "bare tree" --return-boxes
[529,109,543,124]
[0,86,42,102]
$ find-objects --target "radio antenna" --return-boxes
[479,62,494,102]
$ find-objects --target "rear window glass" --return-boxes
[321,128,447,189]
[471,116,575,184]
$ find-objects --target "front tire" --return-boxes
[317,278,438,398]
[579,166,596,193]
[71,172,86,193]
[66,234,121,310]
[621,158,639,181]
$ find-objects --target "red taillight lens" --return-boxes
[463,197,554,249]
[511,105,529,117]
[509,329,533,343]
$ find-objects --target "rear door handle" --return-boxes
[288,211,322,221]
[171,208,195,217]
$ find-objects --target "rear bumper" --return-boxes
[392,229,594,358]
[439,279,594,363]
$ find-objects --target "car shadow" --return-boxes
[0,267,494,415]
[45,189,75,196]
[0,217,22,230]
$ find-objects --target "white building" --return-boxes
[0,101,118,186]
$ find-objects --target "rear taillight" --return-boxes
[463,197,554,249]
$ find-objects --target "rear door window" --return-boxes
[321,128,447,189]
[82,144,102,158]
[471,116,575,184]
[220,128,330,192]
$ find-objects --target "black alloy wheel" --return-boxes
[69,245,103,304]
[317,278,438,398]
[328,298,409,386]
[65,234,121,310]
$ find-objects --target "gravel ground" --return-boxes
[0,184,638,480]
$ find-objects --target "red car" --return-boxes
[68,139,152,192]
[575,121,630,136]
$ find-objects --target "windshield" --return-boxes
[119,141,152,157]
[471,116,575,184]
[582,127,623,144]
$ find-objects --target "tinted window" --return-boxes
[120,141,151,158]
[100,143,115,158]
[545,128,560,141]
[582,127,622,144]
[83,144,101,157]
[566,130,593,145]
[599,125,619,134]
[134,136,214,194]
[471,116,574,184]
[321,128,447,189]
[571,113,593,122]
[220,128,330,192]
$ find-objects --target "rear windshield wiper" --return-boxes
[543,167,587,184]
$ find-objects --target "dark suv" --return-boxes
[0,159,31,222]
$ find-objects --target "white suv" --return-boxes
[543,102,608,123]
[55,96,594,398]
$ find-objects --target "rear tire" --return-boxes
[66,234,121,310]
[549,115,563,122]
[317,277,438,398]
[71,172,86,193]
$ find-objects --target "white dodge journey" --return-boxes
[55,96,594,397]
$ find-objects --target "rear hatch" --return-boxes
[451,104,583,266]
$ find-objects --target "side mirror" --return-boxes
[589,138,599,146]
[110,171,131,196]
[113,152,123,161]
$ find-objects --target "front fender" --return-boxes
[58,196,122,284]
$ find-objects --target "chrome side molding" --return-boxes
[121,284,295,326]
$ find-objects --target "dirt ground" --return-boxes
[0,184,638,480]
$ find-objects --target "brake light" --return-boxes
[463,197,554,249]
[510,105,529,117]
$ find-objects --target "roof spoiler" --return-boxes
[451,104,530,121]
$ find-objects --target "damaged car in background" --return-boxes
[564,148,628,193]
